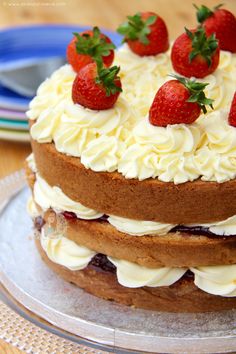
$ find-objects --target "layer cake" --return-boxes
[26,7,236,312]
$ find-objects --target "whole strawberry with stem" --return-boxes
[149,75,214,127]
[117,11,169,56]
[171,27,219,78]
[67,26,115,73]
[195,4,236,53]
[228,92,236,127]
[72,61,122,110]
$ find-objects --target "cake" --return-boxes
[26,6,236,312]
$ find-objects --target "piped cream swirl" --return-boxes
[118,119,203,183]
[27,45,236,184]
[108,257,187,288]
[191,265,236,297]
[41,227,95,271]
[31,166,236,237]
[34,173,103,220]
[39,229,236,296]
[108,215,173,236]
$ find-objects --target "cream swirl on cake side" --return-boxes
[39,228,236,296]
[108,256,187,288]
[34,173,103,220]
[41,227,96,271]
[27,46,236,184]
[108,215,174,236]
[27,196,40,218]
[191,265,236,297]
[29,157,236,237]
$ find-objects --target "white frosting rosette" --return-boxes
[27,45,236,184]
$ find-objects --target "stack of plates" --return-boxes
[0,85,30,142]
[0,25,121,142]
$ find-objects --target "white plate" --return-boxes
[0,127,30,142]
[0,187,236,354]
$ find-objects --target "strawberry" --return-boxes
[149,75,214,127]
[171,27,219,78]
[195,4,236,53]
[72,62,122,110]
[228,92,236,127]
[117,11,169,56]
[67,27,115,73]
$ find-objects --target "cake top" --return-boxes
[27,5,236,184]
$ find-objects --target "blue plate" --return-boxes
[0,84,30,111]
[0,24,122,110]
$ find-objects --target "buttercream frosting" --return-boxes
[191,265,236,297]
[26,153,37,173]
[30,161,236,237]
[27,45,236,184]
[108,215,174,236]
[34,173,103,220]
[39,229,236,296]
[41,227,95,271]
[118,119,203,183]
[108,256,187,288]
[27,196,40,218]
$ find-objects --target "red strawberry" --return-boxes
[228,92,236,127]
[149,75,214,127]
[67,27,115,73]
[195,4,236,53]
[72,62,122,110]
[117,11,169,56]
[171,27,219,79]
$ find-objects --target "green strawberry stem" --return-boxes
[194,4,224,23]
[170,74,214,114]
[95,61,122,97]
[117,12,157,45]
[73,26,115,63]
[185,27,218,66]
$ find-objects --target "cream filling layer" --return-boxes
[27,46,236,184]
[41,227,96,271]
[39,228,236,296]
[30,159,236,237]
[34,173,103,220]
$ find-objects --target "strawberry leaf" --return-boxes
[73,26,115,64]
[194,3,223,23]
[117,13,157,45]
[96,65,122,97]
[185,27,218,67]
[145,15,157,26]
[170,74,214,114]
[194,4,213,23]
[214,3,224,11]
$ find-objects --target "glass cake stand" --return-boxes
[0,186,236,354]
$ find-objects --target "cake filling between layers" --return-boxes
[35,221,236,297]
[28,154,236,238]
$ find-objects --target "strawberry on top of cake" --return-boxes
[27,7,236,185]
